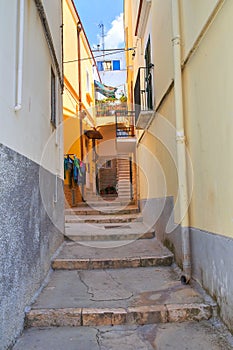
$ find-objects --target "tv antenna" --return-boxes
[98,23,105,60]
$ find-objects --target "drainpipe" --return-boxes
[15,0,25,112]
[77,22,84,200]
[171,0,191,283]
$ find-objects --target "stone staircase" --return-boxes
[117,157,132,200]
[13,200,216,349]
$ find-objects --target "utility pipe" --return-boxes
[77,22,85,201]
[15,0,25,112]
[171,0,191,283]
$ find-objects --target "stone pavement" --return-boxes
[12,203,233,349]
[13,321,233,349]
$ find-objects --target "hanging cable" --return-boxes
[63,47,135,63]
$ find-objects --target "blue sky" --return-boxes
[73,0,124,49]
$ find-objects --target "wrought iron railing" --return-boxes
[96,102,128,117]
[115,110,135,138]
[134,65,154,124]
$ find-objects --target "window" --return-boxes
[105,160,112,168]
[103,61,112,71]
[51,68,56,126]
[101,160,112,169]
[113,60,120,70]
[97,61,103,71]
[86,71,90,92]
[97,60,120,72]
[145,36,153,110]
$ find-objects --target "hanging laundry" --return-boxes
[64,157,68,179]
[64,155,86,187]
[64,155,74,187]
[73,156,82,183]
[79,161,86,185]
[94,80,117,98]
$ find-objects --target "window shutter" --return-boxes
[113,60,120,70]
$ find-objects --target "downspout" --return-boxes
[15,0,25,112]
[77,22,84,200]
[171,0,191,283]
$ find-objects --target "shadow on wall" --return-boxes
[140,196,183,267]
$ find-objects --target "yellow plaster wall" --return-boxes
[183,0,233,237]
[63,1,79,99]
[63,0,97,172]
[126,0,233,237]
[137,89,178,205]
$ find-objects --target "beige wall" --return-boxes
[42,0,63,66]
[125,0,233,237]
[97,126,117,157]
[138,90,178,200]
[183,0,233,236]
[180,0,220,59]
[0,0,63,176]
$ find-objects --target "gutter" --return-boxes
[34,0,63,91]
[171,0,191,283]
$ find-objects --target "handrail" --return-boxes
[115,110,135,138]
[134,65,154,123]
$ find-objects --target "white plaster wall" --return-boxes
[132,0,174,108]
[0,1,63,176]
[97,51,127,97]
[42,0,63,68]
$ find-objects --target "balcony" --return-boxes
[95,101,128,127]
[134,66,155,129]
[115,110,137,154]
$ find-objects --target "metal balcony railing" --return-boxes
[115,110,135,138]
[96,102,128,117]
[134,65,154,124]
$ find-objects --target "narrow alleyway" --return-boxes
[12,199,233,349]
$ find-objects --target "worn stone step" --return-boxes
[65,213,143,224]
[65,228,155,245]
[64,222,155,243]
[25,304,213,328]
[52,238,173,270]
[117,195,132,199]
[117,190,131,195]
[117,187,131,190]
[70,199,137,207]
[25,266,215,328]
[64,205,139,216]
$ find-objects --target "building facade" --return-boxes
[124,0,233,331]
[0,1,64,348]
[63,0,101,206]
[96,49,127,99]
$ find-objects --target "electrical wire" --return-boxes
[63,47,135,64]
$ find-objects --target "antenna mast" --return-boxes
[98,23,105,61]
